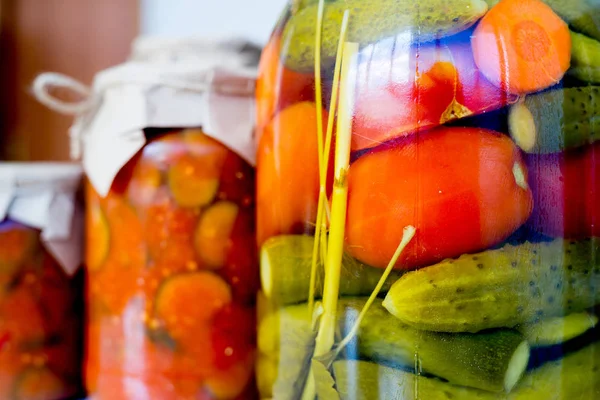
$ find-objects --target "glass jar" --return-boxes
[256,0,600,399]
[0,163,84,400]
[85,129,258,400]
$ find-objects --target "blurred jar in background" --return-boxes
[0,163,84,400]
[36,38,260,400]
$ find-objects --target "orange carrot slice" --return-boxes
[471,0,571,94]
[194,202,239,269]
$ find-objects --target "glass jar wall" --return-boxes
[85,129,258,400]
[256,0,600,398]
[0,221,83,400]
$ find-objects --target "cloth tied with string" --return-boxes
[33,37,261,196]
[0,163,83,275]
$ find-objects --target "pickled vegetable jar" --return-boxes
[85,129,258,399]
[256,0,600,398]
[0,163,84,400]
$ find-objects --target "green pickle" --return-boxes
[260,235,403,305]
[383,238,600,333]
[257,0,600,398]
[282,0,488,71]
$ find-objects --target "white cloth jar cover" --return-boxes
[33,37,261,197]
[0,163,83,275]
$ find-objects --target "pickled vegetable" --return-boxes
[260,235,404,305]
[518,312,598,347]
[193,201,239,269]
[383,238,600,333]
[334,340,600,400]
[472,0,571,95]
[282,0,488,71]
[486,0,600,42]
[508,87,600,153]
[257,102,331,245]
[346,127,533,270]
[352,36,519,151]
[261,299,529,392]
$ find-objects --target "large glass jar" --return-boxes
[85,129,258,400]
[0,163,84,400]
[256,0,600,398]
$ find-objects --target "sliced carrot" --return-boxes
[194,202,239,269]
[154,272,232,343]
[86,195,110,272]
[471,0,571,94]
[256,102,332,245]
[12,367,69,400]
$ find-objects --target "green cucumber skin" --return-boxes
[261,235,403,306]
[568,66,600,83]
[512,87,600,154]
[259,299,528,393]
[571,31,600,68]
[518,312,598,347]
[281,0,488,72]
[383,238,600,333]
[341,299,527,393]
[485,0,600,41]
[334,341,600,400]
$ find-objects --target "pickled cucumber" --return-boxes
[518,312,598,347]
[260,235,403,305]
[334,360,497,400]
[260,299,530,393]
[571,30,600,68]
[568,66,600,83]
[282,0,488,72]
[257,302,315,399]
[334,340,600,400]
[508,87,600,153]
[383,238,600,333]
[485,0,600,41]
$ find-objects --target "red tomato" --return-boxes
[526,142,600,238]
[256,102,333,245]
[351,35,518,151]
[346,127,533,269]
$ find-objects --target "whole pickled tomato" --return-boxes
[351,30,518,151]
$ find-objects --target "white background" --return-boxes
[141,0,288,46]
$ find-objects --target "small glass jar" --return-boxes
[0,163,84,400]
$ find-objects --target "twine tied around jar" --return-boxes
[32,66,256,161]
